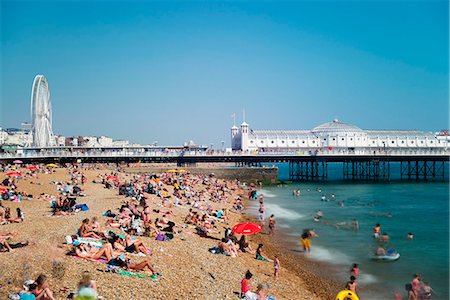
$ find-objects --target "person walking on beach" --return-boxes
[268,215,276,236]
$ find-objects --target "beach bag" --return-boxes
[76,204,89,211]
[156,234,166,241]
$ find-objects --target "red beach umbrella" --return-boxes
[6,171,22,177]
[232,222,262,235]
[106,175,118,180]
[0,187,7,193]
[28,166,39,171]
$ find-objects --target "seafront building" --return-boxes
[231,119,450,152]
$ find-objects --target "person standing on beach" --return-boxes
[274,255,280,279]
[268,215,276,236]
[300,230,311,252]
[350,263,359,278]
[410,274,421,300]
[258,203,266,225]
[345,275,358,295]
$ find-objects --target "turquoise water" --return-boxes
[250,164,449,299]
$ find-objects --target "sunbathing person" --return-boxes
[124,232,151,254]
[78,218,102,239]
[73,243,113,261]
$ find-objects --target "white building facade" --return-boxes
[231,119,450,152]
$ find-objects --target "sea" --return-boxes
[247,163,449,300]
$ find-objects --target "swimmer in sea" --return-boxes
[381,232,389,242]
[321,195,326,201]
[407,232,414,240]
[373,223,381,239]
[352,219,359,230]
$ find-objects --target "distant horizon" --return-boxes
[1,1,448,146]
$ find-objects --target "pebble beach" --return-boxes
[0,164,338,299]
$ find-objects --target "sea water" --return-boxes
[249,163,449,299]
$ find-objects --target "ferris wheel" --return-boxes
[31,75,55,147]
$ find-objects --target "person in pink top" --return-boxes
[240,270,253,297]
[409,274,421,300]
[350,263,359,278]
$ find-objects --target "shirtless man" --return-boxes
[345,276,357,294]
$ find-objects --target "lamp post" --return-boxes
[221,140,225,151]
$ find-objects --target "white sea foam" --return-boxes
[307,245,351,265]
[258,189,277,198]
[265,203,305,220]
[358,273,378,284]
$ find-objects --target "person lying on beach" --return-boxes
[32,274,56,300]
[108,255,158,276]
[72,243,114,261]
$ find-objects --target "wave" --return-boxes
[257,189,277,198]
[358,273,378,285]
[264,203,305,220]
[307,245,351,265]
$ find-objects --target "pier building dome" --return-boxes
[312,119,364,137]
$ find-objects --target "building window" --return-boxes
[292,141,295,144]
[430,141,433,144]
[281,141,285,144]
[261,141,264,143]
[271,141,274,144]
[391,141,395,144]
[250,140,254,143]
[342,138,345,141]
[401,141,404,144]
[421,141,424,144]
[332,138,336,141]
[350,138,353,141]
[312,141,315,144]
[323,138,326,141]
[302,141,305,144]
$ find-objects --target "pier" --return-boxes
[0,147,448,181]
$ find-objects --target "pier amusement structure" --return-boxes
[30,75,55,148]
[0,75,448,181]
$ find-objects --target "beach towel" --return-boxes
[105,266,159,281]
[73,256,108,263]
[75,204,89,211]
[73,237,103,248]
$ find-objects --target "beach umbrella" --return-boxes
[106,175,118,180]
[0,187,7,193]
[166,169,178,173]
[6,171,22,177]
[28,166,39,171]
[13,160,23,164]
[46,163,57,167]
[232,222,262,235]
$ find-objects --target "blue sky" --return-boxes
[1,0,448,146]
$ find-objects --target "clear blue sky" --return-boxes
[1,0,448,146]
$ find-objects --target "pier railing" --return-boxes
[0,147,449,159]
